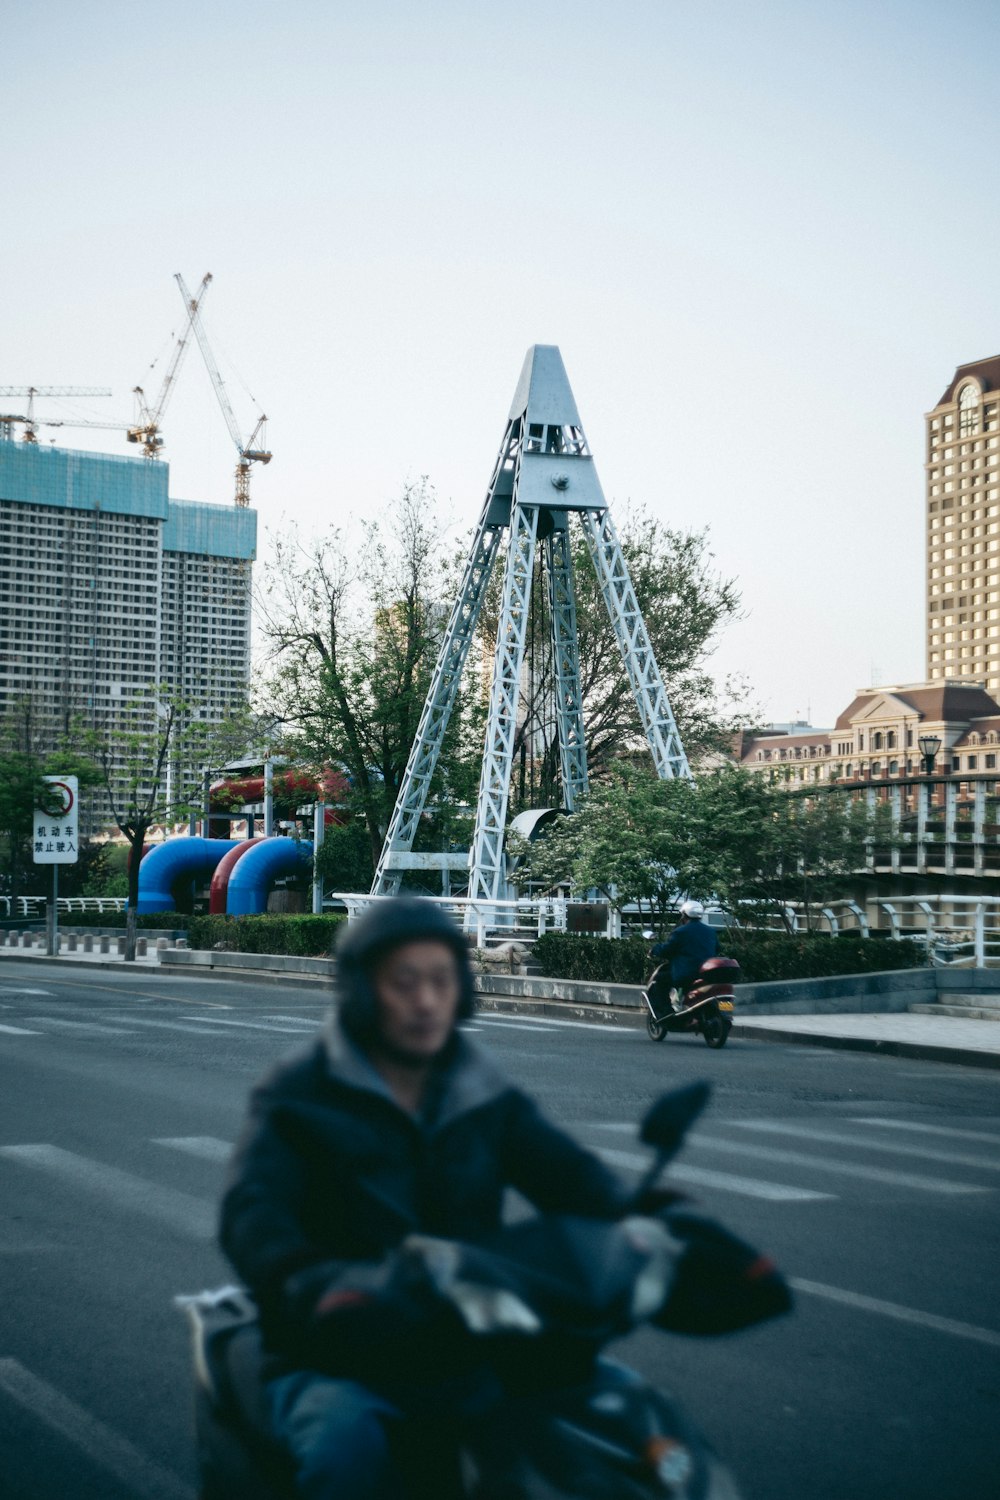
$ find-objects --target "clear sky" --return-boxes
[5,0,999,727]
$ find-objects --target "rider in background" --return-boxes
[651,900,718,1009]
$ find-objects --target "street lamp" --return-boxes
[918,734,942,776]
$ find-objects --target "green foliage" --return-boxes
[314,820,374,893]
[188,913,345,956]
[520,763,901,932]
[61,910,189,930]
[532,930,927,985]
[0,700,101,902]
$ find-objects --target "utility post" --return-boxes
[918,734,942,872]
[312,800,326,915]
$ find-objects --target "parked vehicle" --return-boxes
[642,957,740,1048]
[178,1082,789,1499]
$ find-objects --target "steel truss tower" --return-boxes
[372,346,690,901]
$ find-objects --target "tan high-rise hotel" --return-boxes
[926,357,1000,694]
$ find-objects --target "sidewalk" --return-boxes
[0,945,162,970]
[732,1012,1000,1069]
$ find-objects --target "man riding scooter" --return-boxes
[650,900,718,1014]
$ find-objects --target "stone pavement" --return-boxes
[733,1011,1000,1069]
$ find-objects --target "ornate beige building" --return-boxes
[926,357,1000,692]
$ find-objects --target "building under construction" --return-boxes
[0,439,256,833]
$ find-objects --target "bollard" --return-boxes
[22,933,34,949]
[0,931,6,947]
[99,935,111,955]
[67,934,78,952]
[136,937,147,957]
[116,936,126,956]
[156,937,169,952]
[176,938,189,950]
[83,935,94,953]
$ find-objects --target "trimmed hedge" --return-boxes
[532,930,928,986]
[188,914,345,957]
[60,910,190,931]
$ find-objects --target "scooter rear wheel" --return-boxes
[646,1012,668,1042]
[701,1015,730,1049]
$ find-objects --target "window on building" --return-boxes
[987,754,997,769]
[959,383,981,437]
[968,755,978,769]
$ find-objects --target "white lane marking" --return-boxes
[726,1119,1000,1172]
[791,1279,1000,1350]
[0,1145,215,1240]
[687,1133,990,1195]
[154,1136,232,1163]
[179,1015,319,1035]
[122,1017,257,1037]
[852,1117,1000,1147]
[476,1019,562,1033]
[23,1016,135,1037]
[0,1357,194,1500]
[0,987,52,995]
[260,1014,325,1025]
[0,1022,42,1035]
[596,1147,834,1203]
[477,1014,632,1034]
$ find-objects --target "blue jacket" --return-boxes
[652,918,718,988]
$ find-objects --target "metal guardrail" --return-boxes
[0,896,128,918]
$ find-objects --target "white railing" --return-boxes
[328,892,584,948]
[2,896,128,919]
[769,895,1000,968]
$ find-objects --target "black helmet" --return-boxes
[335,897,475,1042]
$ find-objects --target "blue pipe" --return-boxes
[226,838,314,916]
[137,837,241,913]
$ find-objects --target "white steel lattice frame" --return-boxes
[468,501,541,902]
[544,520,589,811]
[370,438,516,894]
[580,506,690,779]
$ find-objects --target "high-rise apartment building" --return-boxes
[0,440,256,831]
[926,357,1000,694]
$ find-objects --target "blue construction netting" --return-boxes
[0,442,168,519]
[163,497,257,560]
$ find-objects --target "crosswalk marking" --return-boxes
[0,1022,41,1035]
[0,1357,194,1500]
[154,1136,232,1163]
[687,1133,989,1195]
[0,1145,215,1240]
[179,1014,320,1035]
[23,1016,135,1037]
[596,1146,834,1202]
[726,1119,1000,1172]
[852,1117,1000,1147]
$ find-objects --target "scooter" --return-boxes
[178,1082,790,1500]
[642,958,740,1048]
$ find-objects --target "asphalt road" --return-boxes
[1,959,998,1500]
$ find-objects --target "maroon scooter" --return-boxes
[642,956,740,1048]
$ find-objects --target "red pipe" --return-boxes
[209,838,264,915]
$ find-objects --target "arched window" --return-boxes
[886,730,896,749]
[845,762,853,778]
[959,381,981,437]
[872,732,883,750]
[889,760,899,776]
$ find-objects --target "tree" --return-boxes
[82,690,258,960]
[0,700,99,909]
[256,481,485,876]
[519,764,897,933]
[478,508,747,810]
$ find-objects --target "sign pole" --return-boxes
[47,865,59,956]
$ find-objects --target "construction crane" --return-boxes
[175,272,271,507]
[127,273,210,457]
[0,387,112,442]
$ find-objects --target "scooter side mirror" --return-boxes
[640,1082,712,1154]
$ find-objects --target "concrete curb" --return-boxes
[731,1020,1000,1071]
[0,953,160,974]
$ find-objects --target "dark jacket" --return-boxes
[219,1012,630,1368]
[652,918,718,989]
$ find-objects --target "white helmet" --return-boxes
[680,899,705,919]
